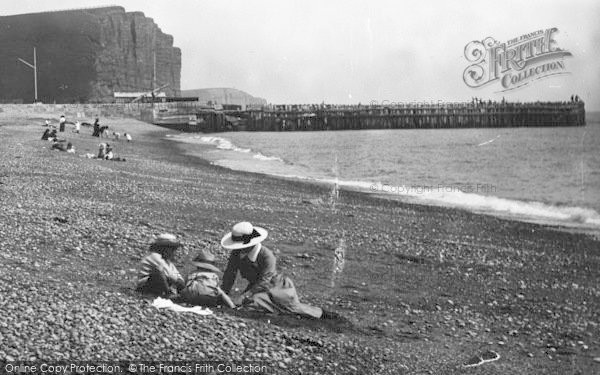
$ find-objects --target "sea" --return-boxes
[168,115,600,234]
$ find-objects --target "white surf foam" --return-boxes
[253,153,284,162]
[478,135,500,146]
[199,136,251,153]
[197,136,288,164]
[177,134,600,230]
[363,181,600,227]
[269,175,600,228]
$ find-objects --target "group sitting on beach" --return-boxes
[136,222,341,320]
[97,142,126,161]
[40,116,131,162]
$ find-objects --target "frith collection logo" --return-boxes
[463,28,572,91]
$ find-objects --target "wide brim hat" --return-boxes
[192,261,221,273]
[152,233,181,248]
[192,250,221,273]
[221,222,268,250]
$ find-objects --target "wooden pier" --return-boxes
[147,100,586,132]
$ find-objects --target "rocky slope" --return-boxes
[0,6,180,103]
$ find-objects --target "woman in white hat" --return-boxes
[136,233,185,298]
[221,222,340,319]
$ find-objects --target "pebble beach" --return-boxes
[1,114,599,374]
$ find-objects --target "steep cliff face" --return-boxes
[0,6,180,103]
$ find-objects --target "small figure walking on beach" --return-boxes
[124,133,132,142]
[92,118,101,137]
[59,115,66,132]
[74,121,81,134]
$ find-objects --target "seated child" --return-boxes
[136,233,185,298]
[104,145,114,160]
[47,129,58,141]
[98,143,107,159]
[41,129,51,140]
[179,249,236,308]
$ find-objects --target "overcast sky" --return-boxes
[3,0,599,109]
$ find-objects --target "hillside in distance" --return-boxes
[181,88,267,106]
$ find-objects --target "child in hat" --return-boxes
[136,233,185,298]
[179,249,236,309]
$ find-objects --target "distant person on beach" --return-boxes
[136,233,185,297]
[59,115,66,132]
[220,222,341,320]
[124,133,132,142]
[113,132,120,141]
[104,144,114,160]
[96,143,126,161]
[51,142,74,153]
[74,121,81,134]
[44,119,50,127]
[47,129,58,142]
[41,129,51,140]
[92,118,100,137]
[178,249,236,308]
[100,126,109,138]
[98,143,107,159]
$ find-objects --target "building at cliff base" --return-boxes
[0,6,181,103]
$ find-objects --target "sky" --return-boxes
[3,0,599,109]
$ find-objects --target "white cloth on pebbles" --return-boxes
[152,297,213,316]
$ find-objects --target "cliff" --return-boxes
[181,88,268,106]
[0,6,181,103]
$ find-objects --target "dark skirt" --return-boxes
[249,276,322,319]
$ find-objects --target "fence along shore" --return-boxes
[149,100,586,132]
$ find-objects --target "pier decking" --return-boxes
[147,100,586,132]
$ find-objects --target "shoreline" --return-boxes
[1,115,599,374]
[165,132,600,240]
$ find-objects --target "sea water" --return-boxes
[168,119,600,232]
